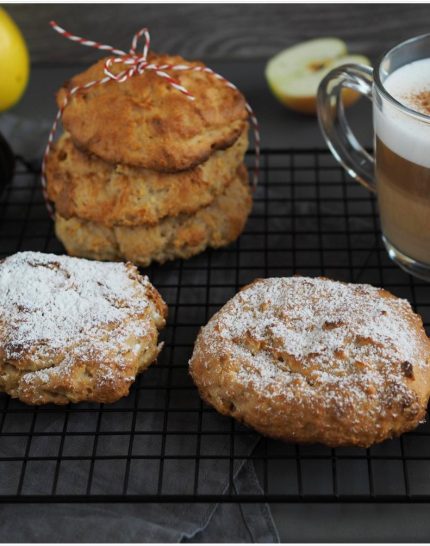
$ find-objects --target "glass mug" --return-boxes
[317,34,430,282]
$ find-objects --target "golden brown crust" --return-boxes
[55,165,252,267]
[46,128,248,227]
[0,252,167,405]
[57,53,249,171]
[189,277,430,447]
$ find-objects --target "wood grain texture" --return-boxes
[6,4,430,64]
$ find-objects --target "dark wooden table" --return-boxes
[8,3,430,65]
[3,4,430,541]
[5,60,429,543]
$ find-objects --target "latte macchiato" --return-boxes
[374,59,430,265]
[318,34,430,280]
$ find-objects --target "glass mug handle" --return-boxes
[317,64,376,193]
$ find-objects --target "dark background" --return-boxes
[8,3,430,65]
[5,3,430,542]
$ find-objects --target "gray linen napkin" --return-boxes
[0,113,51,160]
[0,411,278,542]
[0,114,279,543]
[0,462,278,543]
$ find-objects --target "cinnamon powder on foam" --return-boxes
[403,90,430,116]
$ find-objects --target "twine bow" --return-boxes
[42,22,260,216]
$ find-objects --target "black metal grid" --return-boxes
[1,150,430,504]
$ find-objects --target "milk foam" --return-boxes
[374,58,430,168]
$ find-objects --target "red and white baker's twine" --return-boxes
[41,21,260,216]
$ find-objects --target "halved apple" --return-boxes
[265,37,371,115]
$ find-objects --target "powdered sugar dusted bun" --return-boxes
[0,252,167,405]
[190,276,430,447]
[375,59,430,167]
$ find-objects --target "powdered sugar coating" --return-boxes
[205,277,426,395]
[0,252,153,360]
[0,252,167,404]
[190,277,430,446]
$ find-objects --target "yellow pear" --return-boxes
[0,8,29,112]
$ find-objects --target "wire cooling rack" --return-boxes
[0,150,430,504]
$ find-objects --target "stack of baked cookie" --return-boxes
[45,53,253,267]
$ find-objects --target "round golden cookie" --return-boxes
[57,53,249,171]
[55,165,252,267]
[189,276,430,447]
[46,128,248,227]
[0,251,167,405]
